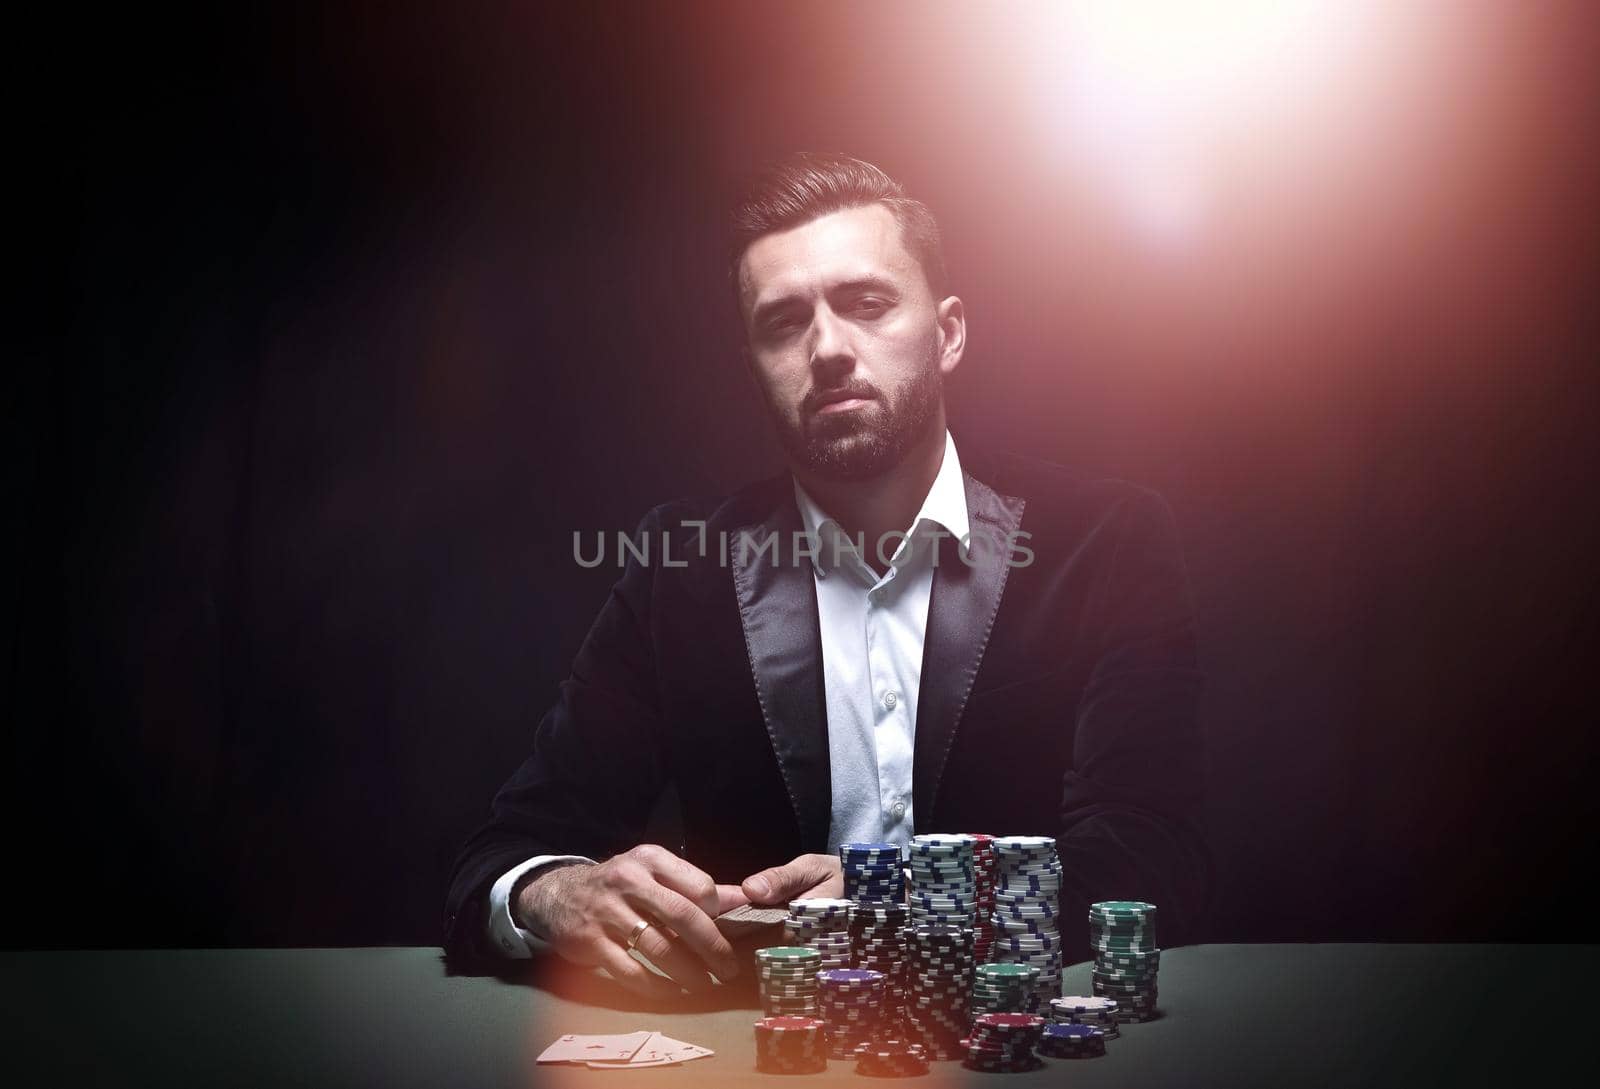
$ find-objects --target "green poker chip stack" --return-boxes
[1088,902,1160,1022]
[756,946,823,1018]
[970,962,1039,1020]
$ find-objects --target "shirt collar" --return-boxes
[791,430,971,577]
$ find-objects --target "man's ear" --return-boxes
[936,295,966,378]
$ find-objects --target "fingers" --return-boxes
[741,853,842,905]
[796,875,845,900]
[592,939,682,1002]
[715,883,750,915]
[623,918,716,993]
[543,845,756,993]
[635,846,722,917]
[626,882,739,982]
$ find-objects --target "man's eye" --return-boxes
[854,299,888,316]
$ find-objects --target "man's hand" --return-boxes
[739,853,845,905]
[515,845,746,998]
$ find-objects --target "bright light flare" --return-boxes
[1032,1,1387,249]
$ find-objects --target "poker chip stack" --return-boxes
[852,1036,930,1077]
[900,921,975,1061]
[817,968,887,1059]
[970,962,1038,1021]
[755,946,821,1018]
[960,1012,1046,1073]
[1036,1021,1107,1059]
[966,833,999,962]
[753,1015,827,1074]
[841,842,904,905]
[783,898,854,970]
[907,834,980,932]
[989,835,1065,1012]
[1051,994,1121,1040]
[1089,901,1160,1022]
[848,900,909,1027]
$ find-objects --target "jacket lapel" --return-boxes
[730,490,832,853]
[913,468,1026,827]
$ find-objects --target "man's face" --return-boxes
[738,203,958,481]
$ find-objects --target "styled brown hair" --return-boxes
[728,151,949,314]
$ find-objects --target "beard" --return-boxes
[769,350,944,482]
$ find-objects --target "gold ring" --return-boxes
[625,919,653,950]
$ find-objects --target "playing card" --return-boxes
[536,1031,652,1064]
[714,903,787,938]
[580,1031,715,1068]
[655,1035,714,1062]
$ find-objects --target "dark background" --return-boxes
[11,2,1598,949]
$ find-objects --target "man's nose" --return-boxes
[808,307,855,374]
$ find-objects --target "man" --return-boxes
[444,152,1209,997]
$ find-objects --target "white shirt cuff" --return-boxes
[486,855,595,958]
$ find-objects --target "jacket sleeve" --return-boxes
[442,506,671,965]
[1056,487,1211,954]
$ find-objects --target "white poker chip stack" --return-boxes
[907,833,980,932]
[784,898,855,970]
[1050,994,1121,1040]
[988,835,1064,1013]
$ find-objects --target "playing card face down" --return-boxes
[713,903,787,939]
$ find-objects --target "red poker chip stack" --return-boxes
[965,833,998,962]
[753,1016,827,1074]
[961,1012,1046,1073]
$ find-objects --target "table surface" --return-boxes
[6,943,1596,1088]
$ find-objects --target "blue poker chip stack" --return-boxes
[784,897,855,970]
[900,921,975,1061]
[1089,901,1160,1022]
[1036,1021,1107,1059]
[817,968,887,1060]
[1051,994,1121,1039]
[840,842,904,905]
[989,835,1065,1012]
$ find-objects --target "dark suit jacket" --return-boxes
[444,445,1210,965]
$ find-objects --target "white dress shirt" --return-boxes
[487,431,971,957]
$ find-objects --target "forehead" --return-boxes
[739,203,922,310]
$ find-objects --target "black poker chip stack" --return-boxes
[848,900,909,1028]
[899,921,975,1061]
[852,1036,931,1077]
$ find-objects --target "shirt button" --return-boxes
[884,691,898,709]
[891,801,907,818]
